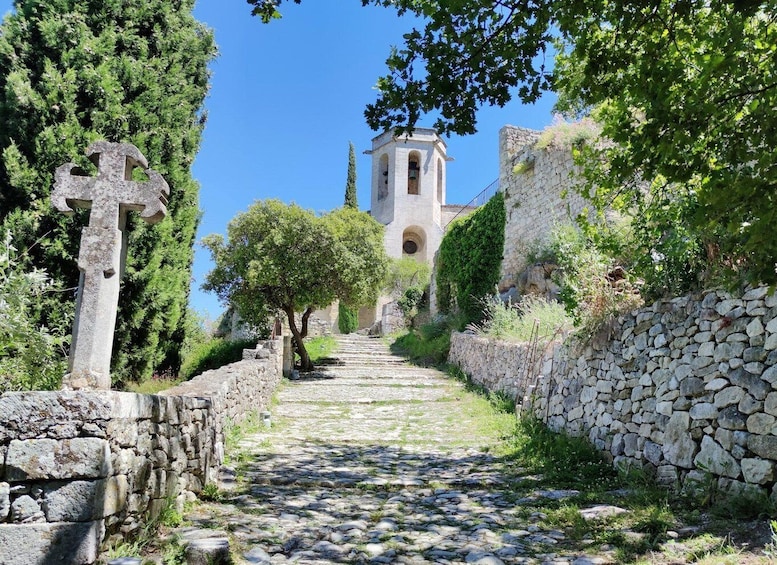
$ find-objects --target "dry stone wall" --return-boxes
[0,339,282,565]
[450,287,777,500]
[498,125,589,291]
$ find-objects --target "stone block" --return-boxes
[738,394,763,415]
[0,521,103,564]
[680,377,705,398]
[746,413,776,435]
[713,386,745,408]
[705,378,729,392]
[694,436,740,479]
[747,434,777,459]
[663,412,697,468]
[5,438,111,481]
[689,403,718,420]
[741,458,774,485]
[0,392,113,442]
[0,483,8,521]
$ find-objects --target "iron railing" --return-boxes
[444,178,500,227]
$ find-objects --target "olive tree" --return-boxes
[202,200,387,371]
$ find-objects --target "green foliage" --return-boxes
[546,224,643,335]
[305,335,338,363]
[384,257,431,297]
[397,286,424,322]
[437,192,506,323]
[344,141,358,209]
[0,0,216,383]
[179,338,256,382]
[389,313,466,366]
[471,295,571,343]
[338,302,358,334]
[506,417,619,490]
[256,0,776,289]
[534,115,601,150]
[554,2,777,288]
[0,232,69,392]
[203,200,387,371]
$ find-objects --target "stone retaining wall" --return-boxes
[0,338,282,565]
[449,288,777,500]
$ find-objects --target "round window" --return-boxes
[403,240,418,254]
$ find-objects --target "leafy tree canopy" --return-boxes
[253,0,776,288]
[203,200,387,370]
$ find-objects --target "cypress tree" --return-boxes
[344,141,358,209]
[340,141,359,332]
[0,0,216,383]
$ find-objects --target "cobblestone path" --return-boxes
[180,335,608,565]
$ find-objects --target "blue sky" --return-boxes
[2,0,557,321]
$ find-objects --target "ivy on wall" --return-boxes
[437,192,506,322]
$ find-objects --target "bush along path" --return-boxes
[145,334,774,564]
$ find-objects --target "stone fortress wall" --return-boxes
[0,339,282,564]
[450,287,777,498]
[498,125,589,291]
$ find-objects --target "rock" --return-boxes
[714,386,745,408]
[741,458,774,485]
[694,436,740,479]
[0,483,9,521]
[748,434,777,459]
[186,537,231,565]
[579,505,628,521]
[663,412,697,468]
[746,413,776,435]
[680,377,706,398]
[705,378,730,392]
[244,546,273,564]
[689,403,718,420]
[747,318,765,338]
[0,522,102,564]
[718,406,748,430]
[5,438,111,481]
[10,495,44,523]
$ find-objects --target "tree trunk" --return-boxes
[284,305,313,372]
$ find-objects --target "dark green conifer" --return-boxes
[0,0,216,383]
[344,141,358,209]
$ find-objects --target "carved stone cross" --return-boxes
[52,141,169,390]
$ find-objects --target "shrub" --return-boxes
[472,295,572,343]
[338,302,358,334]
[546,224,643,337]
[0,231,69,392]
[179,337,256,381]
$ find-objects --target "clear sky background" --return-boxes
[1,0,557,321]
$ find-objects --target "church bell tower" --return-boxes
[369,128,449,264]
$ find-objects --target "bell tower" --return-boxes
[369,128,449,264]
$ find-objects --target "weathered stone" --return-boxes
[680,377,706,398]
[744,346,766,362]
[741,458,774,485]
[53,142,169,390]
[718,406,748,430]
[694,436,740,478]
[0,483,8,521]
[11,495,44,523]
[747,434,777,459]
[0,521,102,564]
[705,378,729,392]
[663,412,697,468]
[644,441,662,466]
[5,438,111,481]
[739,394,763,415]
[714,386,745,408]
[728,367,771,400]
[746,413,777,435]
[186,537,231,565]
[690,403,718,420]
[698,341,715,358]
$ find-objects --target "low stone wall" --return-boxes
[449,287,777,500]
[0,338,282,565]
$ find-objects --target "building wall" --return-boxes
[0,339,283,564]
[450,286,777,498]
[498,125,589,291]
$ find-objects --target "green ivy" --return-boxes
[436,192,506,323]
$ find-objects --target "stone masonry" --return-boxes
[0,339,282,565]
[498,126,589,291]
[450,286,777,500]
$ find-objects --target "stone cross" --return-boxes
[52,141,169,390]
